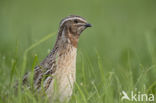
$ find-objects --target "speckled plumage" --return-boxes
[22,15,91,102]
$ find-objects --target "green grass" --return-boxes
[0,0,156,103]
[0,32,156,103]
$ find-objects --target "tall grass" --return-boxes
[0,0,156,103]
[0,32,156,103]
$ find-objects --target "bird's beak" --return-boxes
[85,23,92,27]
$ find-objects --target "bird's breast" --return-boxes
[56,46,77,81]
[52,46,77,101]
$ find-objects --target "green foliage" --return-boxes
[0,0,156,103]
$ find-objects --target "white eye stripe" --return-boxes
[60,17,87,27]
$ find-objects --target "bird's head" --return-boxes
[59,15,92,35]
[57,15,91,48]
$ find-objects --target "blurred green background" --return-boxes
[0,0,156,103]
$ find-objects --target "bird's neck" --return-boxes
[55,26,80,48]
[53,37,77,71]
[54,37,77,56]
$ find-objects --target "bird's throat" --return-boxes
[68,34,79,48]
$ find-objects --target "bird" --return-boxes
[22,15,92,102]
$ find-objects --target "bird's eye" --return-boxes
[74,19,78,23]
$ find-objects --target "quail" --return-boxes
[22,15,92,102]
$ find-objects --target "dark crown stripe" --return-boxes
[60,16,86,27]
